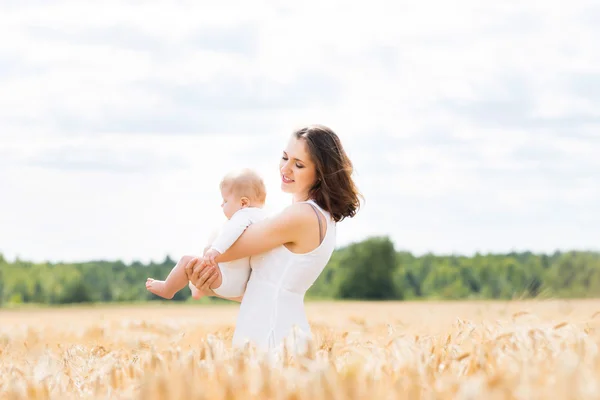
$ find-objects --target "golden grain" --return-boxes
[1,300,600,399]
[553,322,569,330]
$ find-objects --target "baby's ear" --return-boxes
[241,197,250,207]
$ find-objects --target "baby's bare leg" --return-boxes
[146,255,194,299]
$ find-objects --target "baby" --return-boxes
[145,168,268,299]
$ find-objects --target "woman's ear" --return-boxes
[240,197,250,208]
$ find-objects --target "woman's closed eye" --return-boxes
[282,155,304,169]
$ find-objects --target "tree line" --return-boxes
[0,237,599,306]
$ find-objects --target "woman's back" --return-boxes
[232,200,336,351]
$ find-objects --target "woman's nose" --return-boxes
[281,162,292,174]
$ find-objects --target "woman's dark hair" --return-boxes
[294,124,363,222]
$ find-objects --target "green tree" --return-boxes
[0,266,4,307]
[335,236,399,300]
[31,280,47,303]
[60,278,92,303]
[1,242,600,305]
[308,251,342,299]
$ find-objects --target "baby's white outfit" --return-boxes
[210,207,268,297]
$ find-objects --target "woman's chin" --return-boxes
[280,183,293,193]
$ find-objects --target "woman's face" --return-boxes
[279,135,317,201]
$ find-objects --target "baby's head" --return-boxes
[219,168,267,219]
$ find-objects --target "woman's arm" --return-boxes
[215,204,313,262]
[186,204,314,287]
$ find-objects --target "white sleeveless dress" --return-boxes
[232,199,336,351]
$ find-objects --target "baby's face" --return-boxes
[221,189,242,219]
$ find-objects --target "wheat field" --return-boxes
[1,299,600,399]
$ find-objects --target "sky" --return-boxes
[0,0,599,263]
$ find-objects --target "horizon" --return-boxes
[2,242,598,265]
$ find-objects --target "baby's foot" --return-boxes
[189,282,202,300]
[146,278,174,299]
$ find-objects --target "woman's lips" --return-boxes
[282,175,295,183]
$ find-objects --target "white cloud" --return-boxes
[0,0,599,262]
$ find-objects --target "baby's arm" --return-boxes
[202,228,220,255]
[210,209,255,254]
[189,211,257,300]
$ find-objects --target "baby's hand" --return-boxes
[203,248,221,268]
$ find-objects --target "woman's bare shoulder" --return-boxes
[276,202,317,221]
[257,202,316,233]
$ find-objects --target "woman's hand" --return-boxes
[185,257,220,296]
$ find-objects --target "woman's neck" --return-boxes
[292,192,310,203]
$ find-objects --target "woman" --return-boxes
[185,124,362,351]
